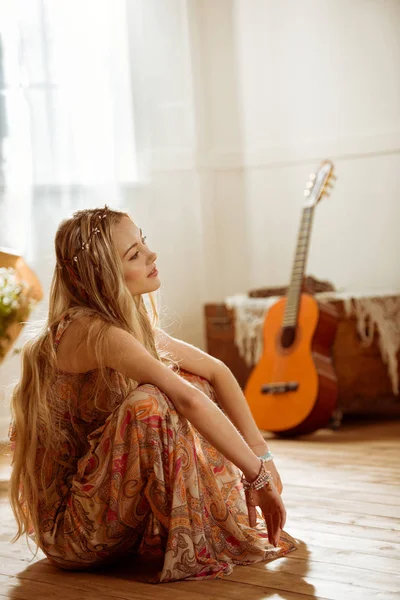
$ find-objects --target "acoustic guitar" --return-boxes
[244,160,338,436]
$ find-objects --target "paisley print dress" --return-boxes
[29,317,297,582]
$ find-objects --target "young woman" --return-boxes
[9,206,297,583]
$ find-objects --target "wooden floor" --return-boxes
[0,418,399,600]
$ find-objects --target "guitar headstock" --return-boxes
[303,160,336,207]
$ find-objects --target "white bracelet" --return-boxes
[258,450,275,462]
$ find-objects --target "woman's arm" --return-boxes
[155,328,270,454]
[103,326,262,482]
[210,362,270,454]
[155,328,221,382]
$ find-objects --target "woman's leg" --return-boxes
[53,377,296,580]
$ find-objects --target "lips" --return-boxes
[148,266,158,277]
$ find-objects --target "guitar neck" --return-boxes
[283,205,315,327]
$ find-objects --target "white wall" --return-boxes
[130,0,400,302]
[193,0,400,295]
[1,0,399,439]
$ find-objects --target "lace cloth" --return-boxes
[226,291,400,395]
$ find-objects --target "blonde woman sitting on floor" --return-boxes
[9,206,296,583]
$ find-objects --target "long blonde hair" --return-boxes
[9,206,167,548]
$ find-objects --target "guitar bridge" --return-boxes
[261,382,299,394]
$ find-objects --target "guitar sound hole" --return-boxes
[281,326,296,348]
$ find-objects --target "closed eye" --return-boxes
[128,234,147,260]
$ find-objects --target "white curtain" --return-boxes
[0,0,137,188]
[0,0,145,441]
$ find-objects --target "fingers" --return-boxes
[265,514,275,546]
[281,505,287,529]
[246,485,287,541]
[245,491,257,527]
[248,504,257,528]
[266,511,282,547]
[274,511,282,547]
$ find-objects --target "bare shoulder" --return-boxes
[57,317,142,373]
[56,314,103,372]
[102,325,161,381]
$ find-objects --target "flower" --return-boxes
[0,267,36,360]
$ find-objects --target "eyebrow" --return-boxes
[123,228,142,258]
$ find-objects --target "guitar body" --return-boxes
[244,293,338,435]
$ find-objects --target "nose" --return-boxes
[147,249,157,264]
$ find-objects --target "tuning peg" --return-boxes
[306,181,314,189]
[304,189,311,197]
[330,173,337,181]
[309,173,316,181]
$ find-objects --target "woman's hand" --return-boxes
[245,481,287,547]
[266,460,283,495]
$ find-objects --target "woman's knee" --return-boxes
[124,383,174,418]
[178,370,217,403]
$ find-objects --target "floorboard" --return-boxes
[0,419,399,599]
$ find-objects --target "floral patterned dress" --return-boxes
[32,317,297,583]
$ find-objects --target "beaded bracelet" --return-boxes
[241,460,273,492]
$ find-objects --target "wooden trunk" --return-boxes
[204,301,400,417]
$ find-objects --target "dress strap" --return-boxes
[54,315,72,351]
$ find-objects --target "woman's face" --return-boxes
[113,216,160,296]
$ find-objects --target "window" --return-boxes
[0,0,137,188]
